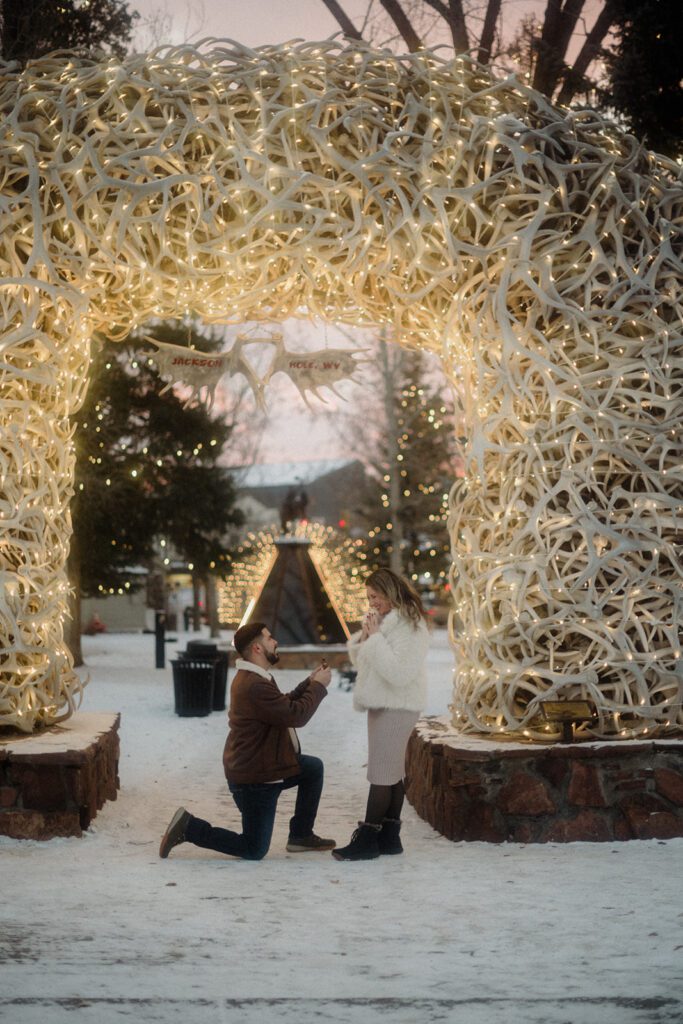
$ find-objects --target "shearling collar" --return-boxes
[379,609,423,634]
[235,658,273,680]
[380,609,400,631]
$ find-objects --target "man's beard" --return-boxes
[265,649,280,665]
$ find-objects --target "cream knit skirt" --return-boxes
[366,708,420,785]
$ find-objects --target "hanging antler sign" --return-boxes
[144,332,366,409]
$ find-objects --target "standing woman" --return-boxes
[333,567,431,861]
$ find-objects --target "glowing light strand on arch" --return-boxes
[0,40,681,736]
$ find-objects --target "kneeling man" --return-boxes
[159,621,335,860]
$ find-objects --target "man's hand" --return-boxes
[310,663,332,688]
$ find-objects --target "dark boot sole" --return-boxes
[331,851,380,861]
[286,844,337,852]
[159,807,189,859]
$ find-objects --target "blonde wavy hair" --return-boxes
[366,568,430,628]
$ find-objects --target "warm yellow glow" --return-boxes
[0,40,680,736]
[217,522,367,629]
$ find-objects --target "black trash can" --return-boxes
[186,640,218,658]
[171,658,215,717]
[176,647,229,712]
[178,643,229,711]
[211,652,230,712]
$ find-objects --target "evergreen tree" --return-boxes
[601,0,683,159]
[348,340,455,590]
[0,0,137,63]
[68,322,244,661]
[391,353,454,584]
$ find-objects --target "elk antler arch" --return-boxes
[1,40,681,735]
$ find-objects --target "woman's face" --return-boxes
[367,585,392,616]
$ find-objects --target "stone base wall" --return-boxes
[405,717,683,843]
[0,712,120,840]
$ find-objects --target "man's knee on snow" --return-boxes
[243,840,270,861]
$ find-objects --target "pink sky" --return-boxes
[131,0,596,54]
[132,0,375,50]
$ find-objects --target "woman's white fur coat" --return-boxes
[347,609,430,713]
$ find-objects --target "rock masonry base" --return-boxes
[405,716,683,842]
[0,712,120,840]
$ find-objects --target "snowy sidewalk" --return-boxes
[1,630,682,1024]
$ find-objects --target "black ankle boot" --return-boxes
[331,822,381,861]
[378,817,403,855]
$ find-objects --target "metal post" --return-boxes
[155,610,166,669]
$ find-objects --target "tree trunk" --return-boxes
[192,574,202,631]
[379,0,423,52]
[423,0,470,53]
[379,333,405,575]
[319,0,364,39]
[478,0,502,63]
[66,534,84,668]
[533,0,586,99]
[205,574,220,638]
[556,2,617,106]
[446,0,469,53]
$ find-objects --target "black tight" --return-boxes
[364,780,405,825]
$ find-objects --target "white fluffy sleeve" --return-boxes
[356,618,429,692]
[347,630,364,667]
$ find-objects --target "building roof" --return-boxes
[231,458,359,490]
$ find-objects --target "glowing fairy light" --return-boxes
[217,522,367,628]
[0,40,680,738]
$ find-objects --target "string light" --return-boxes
[0,40,680,739]
[216,522,367,627]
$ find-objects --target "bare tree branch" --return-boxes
[422,0,469,52]
[379,0,423,51]
[477,0,501,63]
[557,1,617,105]
[319,0,364,40]
[554,0,586,65]
[318,0,615,106]
[534,0,586,97]
[447,0,470,52]
[538,0,563,51]
[420,0,450,18]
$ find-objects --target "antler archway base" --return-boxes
[405,718,683,842]
[0,41,681,737]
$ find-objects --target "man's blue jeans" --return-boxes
[184,754,324,860]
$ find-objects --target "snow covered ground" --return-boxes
[2,628,682,1024]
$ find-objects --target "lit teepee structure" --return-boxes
[218,523,367,646]
[249,536,346,645]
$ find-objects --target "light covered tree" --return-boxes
[67,322,244,663]
[335,336,457,590]
[370,345,455,585]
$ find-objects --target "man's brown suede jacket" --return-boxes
[223,660,328,784]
